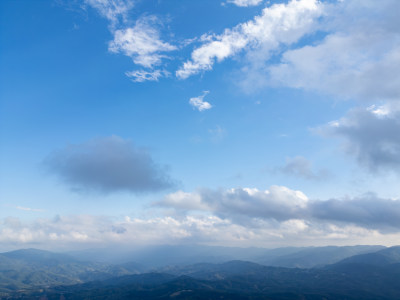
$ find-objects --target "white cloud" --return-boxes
[109,16,177,68]
[85,1,176,81]
[226,0,263,7]
[189,91,213,111]
[176,0,323,79]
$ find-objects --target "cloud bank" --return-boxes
[3,186,400,250]
[159,186,400,231]
[44,136,173,193]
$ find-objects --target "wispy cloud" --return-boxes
[209,125,226,142]
[226,0,263,7]
[189,91,213,111]
[177,0,322,79]
[85,0,176,82]
[278,156,329,180]
[84,0,133,28]
[125,69,170,82]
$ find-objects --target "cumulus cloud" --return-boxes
[226,0,263,7]
[189,91,213,111]
[44,136,174,193]
[278,156,329,180]
[317,105,400,173]
[176,0,323,79]
[159,186,400,231]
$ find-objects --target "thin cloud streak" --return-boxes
[226,0,263,7]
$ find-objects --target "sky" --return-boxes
[1,0,400,251]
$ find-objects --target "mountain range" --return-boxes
[1,245,400,299]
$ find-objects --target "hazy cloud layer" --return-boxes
[159,186,400,231]
[318,105,400,173]
[1,210,399,251]
[44,136,173,193]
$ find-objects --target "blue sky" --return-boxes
[1,0,400,250]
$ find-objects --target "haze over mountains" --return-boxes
[1,245,400,299]
[66,244,385,268]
